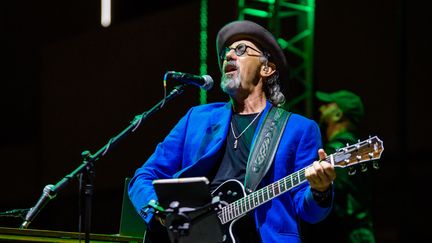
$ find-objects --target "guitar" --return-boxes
[154,136,384,243]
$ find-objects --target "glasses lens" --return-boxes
[220,43,256,61]
[234,44,247,56]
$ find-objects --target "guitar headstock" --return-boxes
[329,136,384,169]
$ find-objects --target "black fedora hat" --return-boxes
[216,20,288,82]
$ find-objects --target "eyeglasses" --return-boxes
[220,43,265,61]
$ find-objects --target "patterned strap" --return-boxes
[244,107,291,193]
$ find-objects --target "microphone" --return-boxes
[20,184,56,229]
[165,71,214,91]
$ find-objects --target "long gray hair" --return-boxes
[261,56,286,106]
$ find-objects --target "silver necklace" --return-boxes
[230,110,262,149]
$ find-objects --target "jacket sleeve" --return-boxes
[290,120,333,224]
[127,109,192,224]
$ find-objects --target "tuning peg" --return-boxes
[344,159,350,166]
[368,136,372,146]
[348,167,356,175]
[373,161,380,170]
[356,143,360,150]
[360,163,368,172]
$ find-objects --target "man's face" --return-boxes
[220,40,264,96]
[319,102,341,126]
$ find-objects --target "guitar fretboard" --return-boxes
[218,168,307,224]
[216,135,383,225]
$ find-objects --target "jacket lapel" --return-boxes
[175,102,232,178]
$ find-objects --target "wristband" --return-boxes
[311,185,332,207]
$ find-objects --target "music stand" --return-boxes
[152,177,225,243]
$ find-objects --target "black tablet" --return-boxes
[152,177,224,243]
[152,177,212,209]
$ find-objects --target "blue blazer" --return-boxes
[128,101,332,242]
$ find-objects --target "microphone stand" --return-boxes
[19,85,187,243]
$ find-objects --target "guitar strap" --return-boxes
[244,106,291,193]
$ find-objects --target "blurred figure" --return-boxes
[301,90,376,243]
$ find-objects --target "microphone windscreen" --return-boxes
[201,75,214,91]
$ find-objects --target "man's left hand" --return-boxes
[305,149,336,192]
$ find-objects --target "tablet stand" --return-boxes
[147,196,226,243]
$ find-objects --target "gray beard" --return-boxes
[220,72,240,96]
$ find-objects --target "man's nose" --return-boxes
[225,49,237,61]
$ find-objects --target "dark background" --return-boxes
[1,0,430,242]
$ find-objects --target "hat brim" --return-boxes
[216,20,288,82]
[315,91,335,102]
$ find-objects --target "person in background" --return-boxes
[301,89,376,243]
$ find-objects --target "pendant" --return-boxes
[233,139,238,150]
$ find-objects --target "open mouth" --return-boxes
[224,62,238,74]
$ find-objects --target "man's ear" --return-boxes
[260,62,276,77]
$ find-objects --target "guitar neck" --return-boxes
[218,135,383,225]
[219,168,308,224]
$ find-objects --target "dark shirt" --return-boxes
[210,112,262,191]
[210,112,263,243]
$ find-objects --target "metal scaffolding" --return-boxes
[199,0,209,104]
[237,0,315,117]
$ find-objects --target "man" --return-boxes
[301,90,375,243]
[128,20,336,243]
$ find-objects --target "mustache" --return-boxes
[223,60,239,72]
